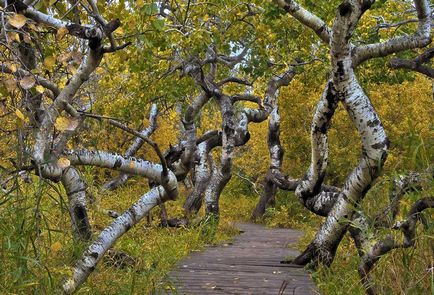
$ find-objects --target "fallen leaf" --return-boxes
[36,85,45,93]
[43,56,56,69]
[19,76,36,90]
[51,241,63,252]
[8,14,27,29]
[57,157,70,169]
[56,27,69,40]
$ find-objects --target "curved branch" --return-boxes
[295,81,338,201]
[353,0,432,66]
[106,119,168,175]
[388,47,434,78]
[357,197,434,295]
[204,95,235,216]
[275,0,331,44]
[0,65,60,97]
[183,141,214,214]
[180,92,211,175]
[10,1,104,41]
[65,149,178,200]
[63,186,170,294]
[102,104,159,191]
[33,47,103,174]
[374,172,422,227]
[294,77,389,266]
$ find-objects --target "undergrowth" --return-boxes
[0,128,432,294]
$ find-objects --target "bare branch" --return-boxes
[106,119,168,176]
[353,0,432,65]
[389,47,434,78]
[0,65,60,96]
[217,77,252,87]
[275,0,331,44]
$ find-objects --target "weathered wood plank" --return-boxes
[165,222,320,295]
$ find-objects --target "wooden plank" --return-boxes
[165,222,319,295]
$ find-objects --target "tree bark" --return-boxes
[61,166,91,240]
[102,104,158,191]
[204,95,235,216]
[63,186,169,294]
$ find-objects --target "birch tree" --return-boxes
[0,0,180,292]
[268,0,432,267]
[1,0,432,294]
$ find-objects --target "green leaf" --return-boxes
[152,19,165,31]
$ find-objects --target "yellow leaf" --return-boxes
[114,27,124,36]
[7,62,17,73]
[15,109,26,121]
[36,85,45,93]
[136,0,144,7]
[55,116,79,131]
[19,75,36,90]
[28,23,41,32]
[50,241,63,253]
[129,161,135,169]
[56,27,69,40]
[54,117,69,131]
[3,78,17,93]
[14,33,20,42]
[57,157,70,169]
[43,56,56,69]
[8,14,27,29]
[66,64,76,75]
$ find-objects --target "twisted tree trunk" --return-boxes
[63,186,171,294]
[204,95,236,216]
[61,166,91,240]
[275,0,431,267]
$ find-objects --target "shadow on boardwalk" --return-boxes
[166,223,319,295]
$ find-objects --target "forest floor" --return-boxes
[165,222,318,295]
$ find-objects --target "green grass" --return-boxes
[0,133,432,294]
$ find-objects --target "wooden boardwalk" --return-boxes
[166,223,319,295]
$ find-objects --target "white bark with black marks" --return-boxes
[204,95,236,216]
[102,104,158,190]
[65,149,178,199]
[184,140,215,214]
[63,186,168,294]
[353,194,433,295]
[273,0,432,266]
[33,48,103,173]
[61,166,91,240]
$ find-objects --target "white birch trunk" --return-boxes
[63,186,167,294]
[61,166,91,240]
[102,104,158,190]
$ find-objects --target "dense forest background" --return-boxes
[0,0,433,294]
